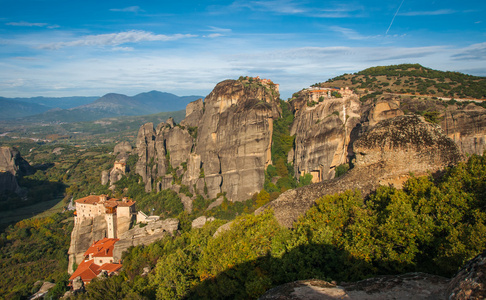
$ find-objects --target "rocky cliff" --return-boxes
[441,104,486,155]
[67,216,108,274]
[289,92,362,181]
[135,78,281,201]
[257,115,463,228]
[101,141,133,187]
[0,147,33,194]
[131,79,485,205]
[376,95,486,156]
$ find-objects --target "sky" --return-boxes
[0,0,485,99]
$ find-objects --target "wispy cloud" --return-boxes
[452,42,486,60]
[209,1,362,18]
[110,6,143,13]
[6,21,59,29]
[311,4,365,18]
[206,26,232,33]
[330,26,378,40]
[202,26,232,38]
[400,9,456,16]
[249,0,306,14]
[37,30,197,50]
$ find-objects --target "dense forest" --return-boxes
[63,152,486,299]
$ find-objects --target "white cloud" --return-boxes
[6,21,59,29]
[249,0,306,14]
[204,33,224,38]
[112,47,135,51]
[400,9,456,16]
[206,26,232,33]
[110,6,143,13]
[330,26,379,40]
[1,42,485,98]
[37,30,198,50]
[452,42,486,60]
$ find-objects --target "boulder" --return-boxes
[447,250,486,299]
[259,250,486,299]
[191,216,215,229]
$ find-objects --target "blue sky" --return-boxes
[0,0,485,99]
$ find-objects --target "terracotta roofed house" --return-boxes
[69,238,123,285]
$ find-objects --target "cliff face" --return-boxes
[441,105,486,155]
[258,115,463,228]
[381,96,486,156]
[0,147,33,194]
[133,80,485,203]
[289,94,362,181]
[135,79,281,201]
[68,216,108,274]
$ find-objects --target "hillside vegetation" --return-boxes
[72,153,486,299]
[316,64,486,100]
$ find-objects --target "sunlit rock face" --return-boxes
[289,93,362,182]
[135,79,281,202]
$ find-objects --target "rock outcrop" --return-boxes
[259,250,486,299]
[0,147,33,194]
[113,218,179,261]
[68,216,108,274]
[131,79,484,204]
[289,93,362,181]
[259,274,449,300]
[101,141,132,186]
[258,115,463,228]
[441,105,486,156]
[135,78,281,201]
[447,249,486,299]
[191,215,215,229]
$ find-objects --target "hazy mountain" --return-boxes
[14,91,203,123]
[13,96,99,109]
[0,96,100,120]
[0,97,51,120]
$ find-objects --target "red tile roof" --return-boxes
[69,261,123,283]
[69,260,101,283]
[99,263,123,274]
[70,238,124,284]
[84,237,119,258]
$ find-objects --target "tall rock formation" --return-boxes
[441,104,486,155]
[0,147,33,194]
[135,78,281,201]
[101,141,133,186]
[289,91,362,181]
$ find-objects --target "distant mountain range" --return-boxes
[0,91,203,122]
[0,96,99,120]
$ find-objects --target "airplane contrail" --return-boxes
[386,0,405,35]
